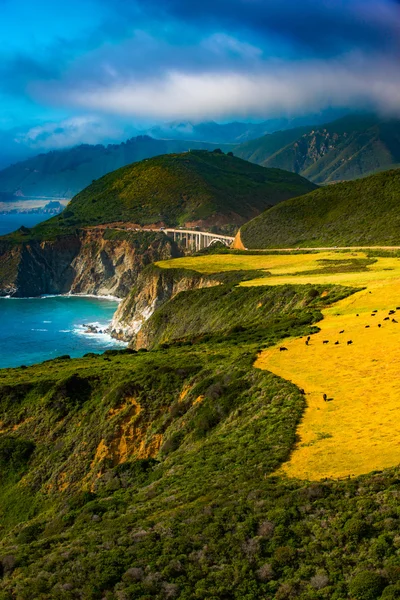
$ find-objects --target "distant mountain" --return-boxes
[147,110,346,144]
[235,115,400,184]
[0,136,234,200]
[35,150,317,235]
[240,167,400,248]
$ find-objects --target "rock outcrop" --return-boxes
[0,229,181,298]
[110,265,221,345]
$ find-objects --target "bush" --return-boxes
[382,584,400,599]
[349,571,385,600]
[343,517,369,541]
[0,436,35,480]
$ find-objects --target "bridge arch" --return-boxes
[207,238,231,247]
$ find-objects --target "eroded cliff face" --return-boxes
[110,266,221,345]
[0,230,180,298]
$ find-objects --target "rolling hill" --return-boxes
[239,167,400,248]
[235,114,400,184]
[37,150,317,236]
[0,136,233,200]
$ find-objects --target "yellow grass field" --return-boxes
[158,251,400,480]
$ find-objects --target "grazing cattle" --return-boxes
[347,340,353,345]
[372,310,378,312]
[389,310,396,314]
[299,388,305,395]
[307,336,311,341]
[339,330,345,334]
[393,319,398,323]
[280,347,288,351]
[305,340,309,346]
[365,325,370,328]
[356,314,359,317]
[323,340,329,344]
[378,324,382,328]
[323,393,327,401]
[384,317,390,321]
[396,307,400,310]
[334,341,339,345]
[371,314,376,317]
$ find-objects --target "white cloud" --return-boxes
[44,53,400,121]
[15,116,123,149]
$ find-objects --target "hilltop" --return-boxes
[240,167,400,248]
[36,150,316,235]
[235,114,400,184]
[0,136,233,200]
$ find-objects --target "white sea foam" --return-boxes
[74,322,127,347]
[31,328,48,332]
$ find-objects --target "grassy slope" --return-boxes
[34,150,316,232]
[240,168,400,248]
[0,138,234,199]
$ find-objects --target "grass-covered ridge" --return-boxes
[32,150,316,235]
[240,168,400,248]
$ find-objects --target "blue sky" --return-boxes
[1,0,400,150]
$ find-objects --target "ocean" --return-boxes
[0,296,126,369]
[0,212,51,235]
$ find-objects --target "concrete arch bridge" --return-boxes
[163,228,234,251]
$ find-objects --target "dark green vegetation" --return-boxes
[288,257,377,276]
[139,281,354,349]
[0,137,233,199]
[240,168,400,248]
[2,278,400,598]
[235,114,400,184]
[38,150,315,234]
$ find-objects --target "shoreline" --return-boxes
[0,293,127,369]
[0,293,123,302]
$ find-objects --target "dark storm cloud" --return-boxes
[131,0,400,55]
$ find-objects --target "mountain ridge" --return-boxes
[235,114,400,184]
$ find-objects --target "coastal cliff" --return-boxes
[110,265,221,343]
[110,266,271,347]
[0,229,180,298]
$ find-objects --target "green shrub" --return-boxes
[0,436,35,480]
[349,571,385,600]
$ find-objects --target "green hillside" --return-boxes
[240,167,400,248]
[1,276,400,598]
[235,115,400,184]
[0,277,375,600]
[34,150,316,236]
[0,136,233,200]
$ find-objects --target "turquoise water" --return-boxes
[0,296,126,369]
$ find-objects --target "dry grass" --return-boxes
[254,254,400,480]
[159,250,400,480]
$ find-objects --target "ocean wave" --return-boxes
[31,328,48,332]
[73,323,127,347]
